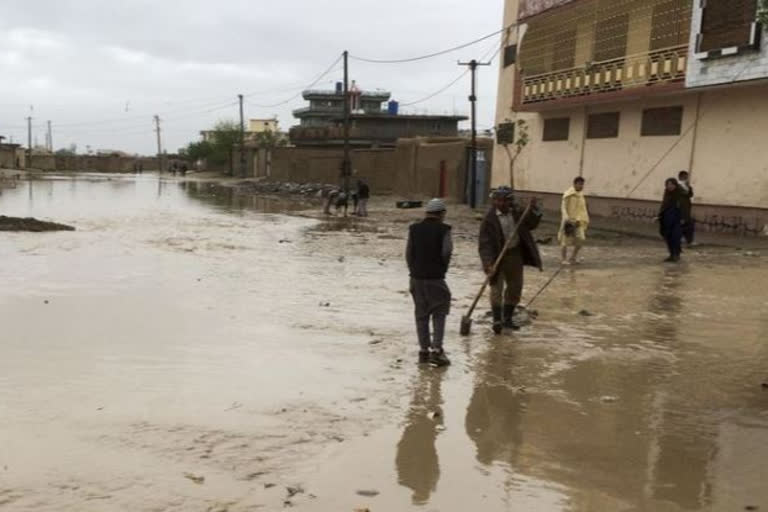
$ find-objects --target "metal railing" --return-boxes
[521,45,688,105]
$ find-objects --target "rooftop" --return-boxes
[301,89,392,100]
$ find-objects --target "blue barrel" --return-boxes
[387,100,399,115]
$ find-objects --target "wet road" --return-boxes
[1,174,767,511]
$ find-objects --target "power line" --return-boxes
[350,24,513,64]
[248,55,344,108]
[399,39,503,107]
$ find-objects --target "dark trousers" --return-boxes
[489,247,524,308]
[664,225,682,258]
[682,219,695,245]
[410,278,451,351]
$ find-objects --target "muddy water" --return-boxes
[2,174,768,511]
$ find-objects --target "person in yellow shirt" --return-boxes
[558,177,589,265]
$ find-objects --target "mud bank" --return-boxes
[0,215,75,232]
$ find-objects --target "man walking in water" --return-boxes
[406,199,453,368]
[479,187,543,334]
[559,177,590,265]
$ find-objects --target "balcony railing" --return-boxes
[521,45,688,105]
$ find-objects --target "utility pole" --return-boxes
[47,120,52,152]
[342,50,351,194]
[458,59,491,209]
[238,93,246,178]
[154,115,163,173]
[26,115,32,165]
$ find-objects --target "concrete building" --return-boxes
[290,82,468,148]
[248,118,279,133]
[493,0,768,234]
[0,143,26,169]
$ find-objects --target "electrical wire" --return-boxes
[350,24,514,64]
[248,55,344,108]
[399,39,504,107]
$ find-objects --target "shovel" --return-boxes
[460,202,533,336]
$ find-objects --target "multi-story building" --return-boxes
[493,0,768,234]
[290,81,468,148]
[248,118,280,133]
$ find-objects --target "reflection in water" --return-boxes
[395,369,445,505]
[182,181,310,214]
[465,340,526,469]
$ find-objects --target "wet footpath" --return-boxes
[1,173,767,512]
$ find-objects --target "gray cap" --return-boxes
[425,198,447,213]
[491,186,514,199]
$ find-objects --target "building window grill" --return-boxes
[542,118,570,141]
[587,112,620,139]
[641,106,683,136]
[697,0,758,53]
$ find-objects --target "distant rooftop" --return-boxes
[302,89,391,100]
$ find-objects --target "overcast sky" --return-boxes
[0,0,503,155]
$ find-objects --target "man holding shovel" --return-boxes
[479,187,543,334]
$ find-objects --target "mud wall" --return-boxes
[0,147,25,169]
[51,155,158,172]
[259,138,492,201]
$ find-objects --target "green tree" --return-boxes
[759,0,768,26]
[182,140,214,161]
[208,120,241,175]
[500,119,529,190]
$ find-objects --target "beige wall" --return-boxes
[691,85,768,209]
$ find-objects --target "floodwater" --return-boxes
[1,174,767,511]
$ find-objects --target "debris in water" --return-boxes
[579,309,595,317]
[183,472,205,485]
[264,483,276,489]
[286,486,304,498]
[536,237,553,245]
[0,215,75,232]
[368,339,383,345]
[745,506,759,511]
[44,300,49,304]
[435,425,446,432]
[338,256,346,263]
[427,411,441,420]
[356,490,380,498]
[279,239,292,244]
[319,301,331,307]
[354,508,372,512]
[601,396,618,403]
[761,382,768,390]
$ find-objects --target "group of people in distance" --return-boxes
[323,180,371,217]
[405,173,697,367]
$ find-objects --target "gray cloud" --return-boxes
[0,0,502,154]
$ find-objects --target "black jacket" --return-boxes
[406,218,453,279]
[478,206,543,274]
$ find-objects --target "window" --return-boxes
[698,0,758,52]
[542,118,570,141]
[587,112,620,139]
[650,0,692,50]
[552,29,577,70]
[593,13,629,61]
[641,106,683,136]
[503,45,517,68]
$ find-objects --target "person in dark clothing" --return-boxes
[478,187,543,334]
[406,199,453,367]
[678,170,695,246]
[357,180,370,217]
[659,178,683,263]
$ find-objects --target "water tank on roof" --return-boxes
[387,100,399,115]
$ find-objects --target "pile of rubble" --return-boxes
[234,180,337,197]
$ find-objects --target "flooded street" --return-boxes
[2,174,768,511]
